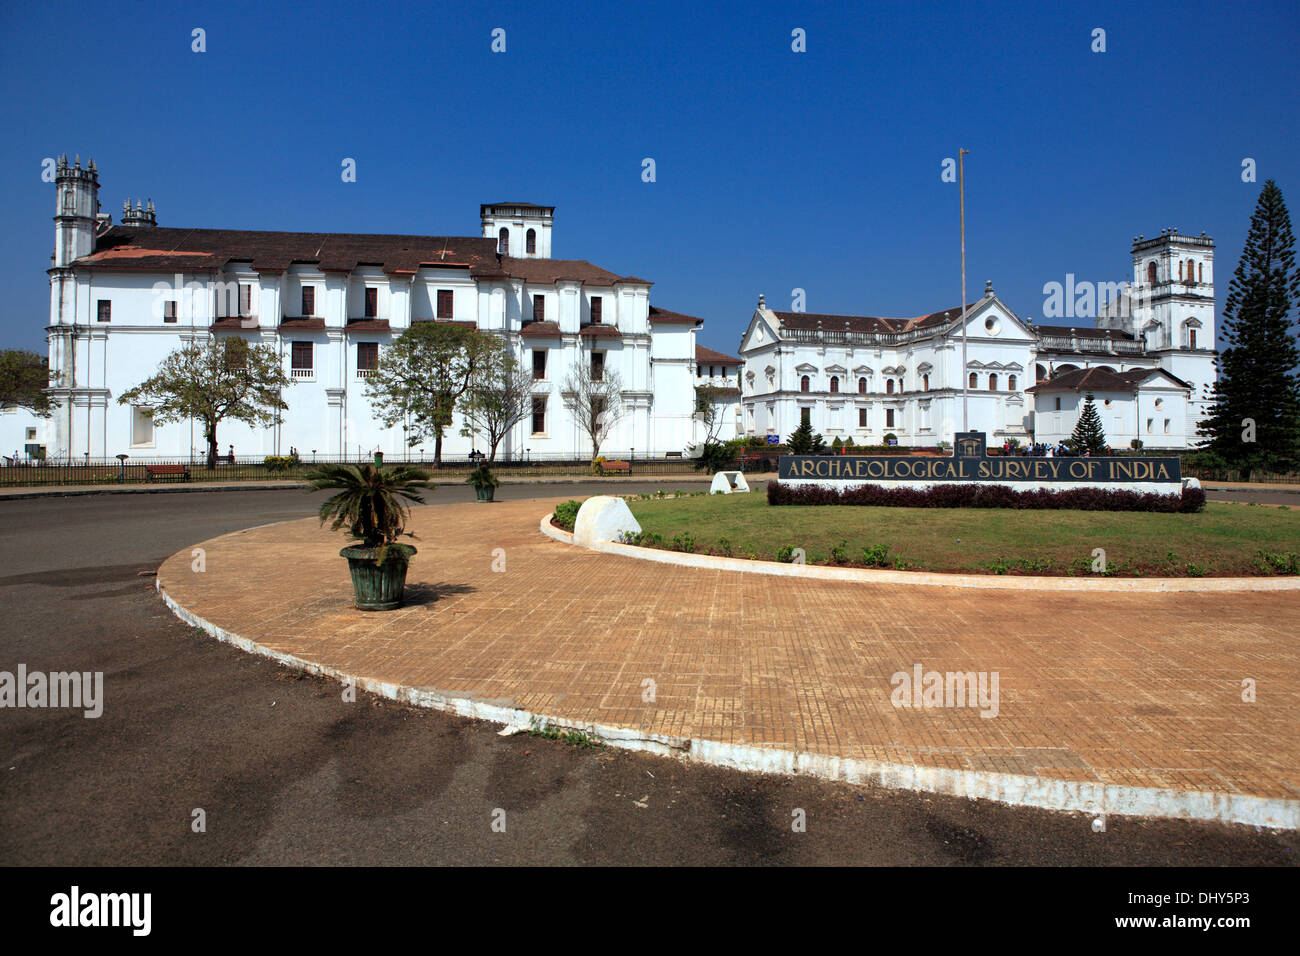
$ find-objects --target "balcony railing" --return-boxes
[291,368,313,379]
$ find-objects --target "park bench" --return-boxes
[144,464,190,482]
[600,460,631,474]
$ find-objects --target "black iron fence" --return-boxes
[2,453,1294,488]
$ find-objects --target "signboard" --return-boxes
[765,434,780,445]
[778,432,1181,485]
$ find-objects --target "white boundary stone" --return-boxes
[710,471,750,494]
[573,495,641,547]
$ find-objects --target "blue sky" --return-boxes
[1,0,1297,354]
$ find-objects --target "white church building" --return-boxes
[736,228,1218,450]
[10,155,739,462]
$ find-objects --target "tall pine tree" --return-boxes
[1199,180,1300,478]
[1071,392,1108,454]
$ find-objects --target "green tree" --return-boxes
[786,418,826,454]
[1071,392,1108,454]
[365,321,499,466]
[461,346,535,461]
[0,349,53,416]
[117,337,289,468]
[1198,180,1300,479]
[564,360,626,460]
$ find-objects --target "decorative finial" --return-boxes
[984,279,993,297]
[757,293,765,309]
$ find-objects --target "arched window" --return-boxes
[800,375,810,393]
[1178,260,1184,281]
[497,227,509,255]
[526,229,536,254]
[886,379,894,394]
[829,376,839,393]
[857,377,866,394]
[968,372,978,389]
[1007,374,1016,391]
[1035,363,1047,382]
[988,373,998,391]
[1189,328,1197,349]
[1187,259,1195,283]
[1147,261,1157,284]
[922,373,930,391]
[897,376,904,392]
[1198,262,1203,282]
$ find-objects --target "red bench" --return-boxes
[600,460,631,474]
[145,464,190,482]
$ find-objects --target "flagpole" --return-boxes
[959,147,970,433]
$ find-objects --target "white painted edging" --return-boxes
[159,569,1298,831]
[545,513,1300,593]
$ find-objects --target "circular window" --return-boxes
[984,316,1001,335]
[1154,398,1163,408]
[1103,399,1112,407]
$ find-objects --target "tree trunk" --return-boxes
[433,430,443,467]
[205,423,218,470]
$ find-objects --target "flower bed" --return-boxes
[767,480,1206,513]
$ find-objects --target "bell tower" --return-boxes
[53,154,100,267]
[480,202,554,258]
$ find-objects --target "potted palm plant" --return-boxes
[306,463,431,610]
[465,462,500,502]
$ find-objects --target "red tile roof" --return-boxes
[1026,367,1189,393]
[279,318,327,330]
[579,324,622,338]
[75,226,649,286]
[519,321,562,336]
[773,301,982,335]
[344,319,390,332]
[648,306,703,325]
[696,344,740,365]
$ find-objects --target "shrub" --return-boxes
[776,544,799,563]
[767,480,1205,513]
[671,533,696,553]
[861,544,890,567]
[553,499,581,530]
[829,540,849,564]
[1255,550,1300,575]
[264,455,298,473]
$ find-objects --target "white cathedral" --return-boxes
[736,230,1217,450]
[6,155,741,462]
[3,155,1215,462]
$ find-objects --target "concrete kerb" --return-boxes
[157,557,1300,831]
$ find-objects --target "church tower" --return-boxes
[53,154,100,267]
[1125,228,1216,354]
[480,202,553,258]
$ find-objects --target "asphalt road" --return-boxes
[0,485,1293,865]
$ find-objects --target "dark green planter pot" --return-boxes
[339,544,416,611]
[474,484,496,502]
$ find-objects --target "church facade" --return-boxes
[736,229,1218,450]
[16,155,726,462]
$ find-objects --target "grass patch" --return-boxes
[624,493,1300,577]
[527,716,604,748]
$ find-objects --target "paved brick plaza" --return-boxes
[158,497,1300,804]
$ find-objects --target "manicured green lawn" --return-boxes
[624,493,1300,576]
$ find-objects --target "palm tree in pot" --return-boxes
[465,462,500,502]
[306,463,431,610]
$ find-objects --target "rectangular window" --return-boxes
[97,299,111,323]
[591,351,604,381]
[25,427,36,440]
[131,406,154,446]
[531,396,546,435]
[239,284,254,317]
[357,342,379,375]
[436,289,453,319]
[532,349,547,381]
[163,300,178,323]
[532,294,545,322]
[291,341,313,377]
[1147,418,1153,433]
[364,287,378,318]
[801,407,811,427]
[1164,418,1170,434]
[858,407,867,427]
[1054,397,1062,411]
[1189,329,1197,349]
[301,286,315,317]
[590,296,603,324]
[886,408,896,428]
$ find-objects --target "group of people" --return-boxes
[1001,440,1100,458]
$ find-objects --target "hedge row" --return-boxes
[767,480,1206,513]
